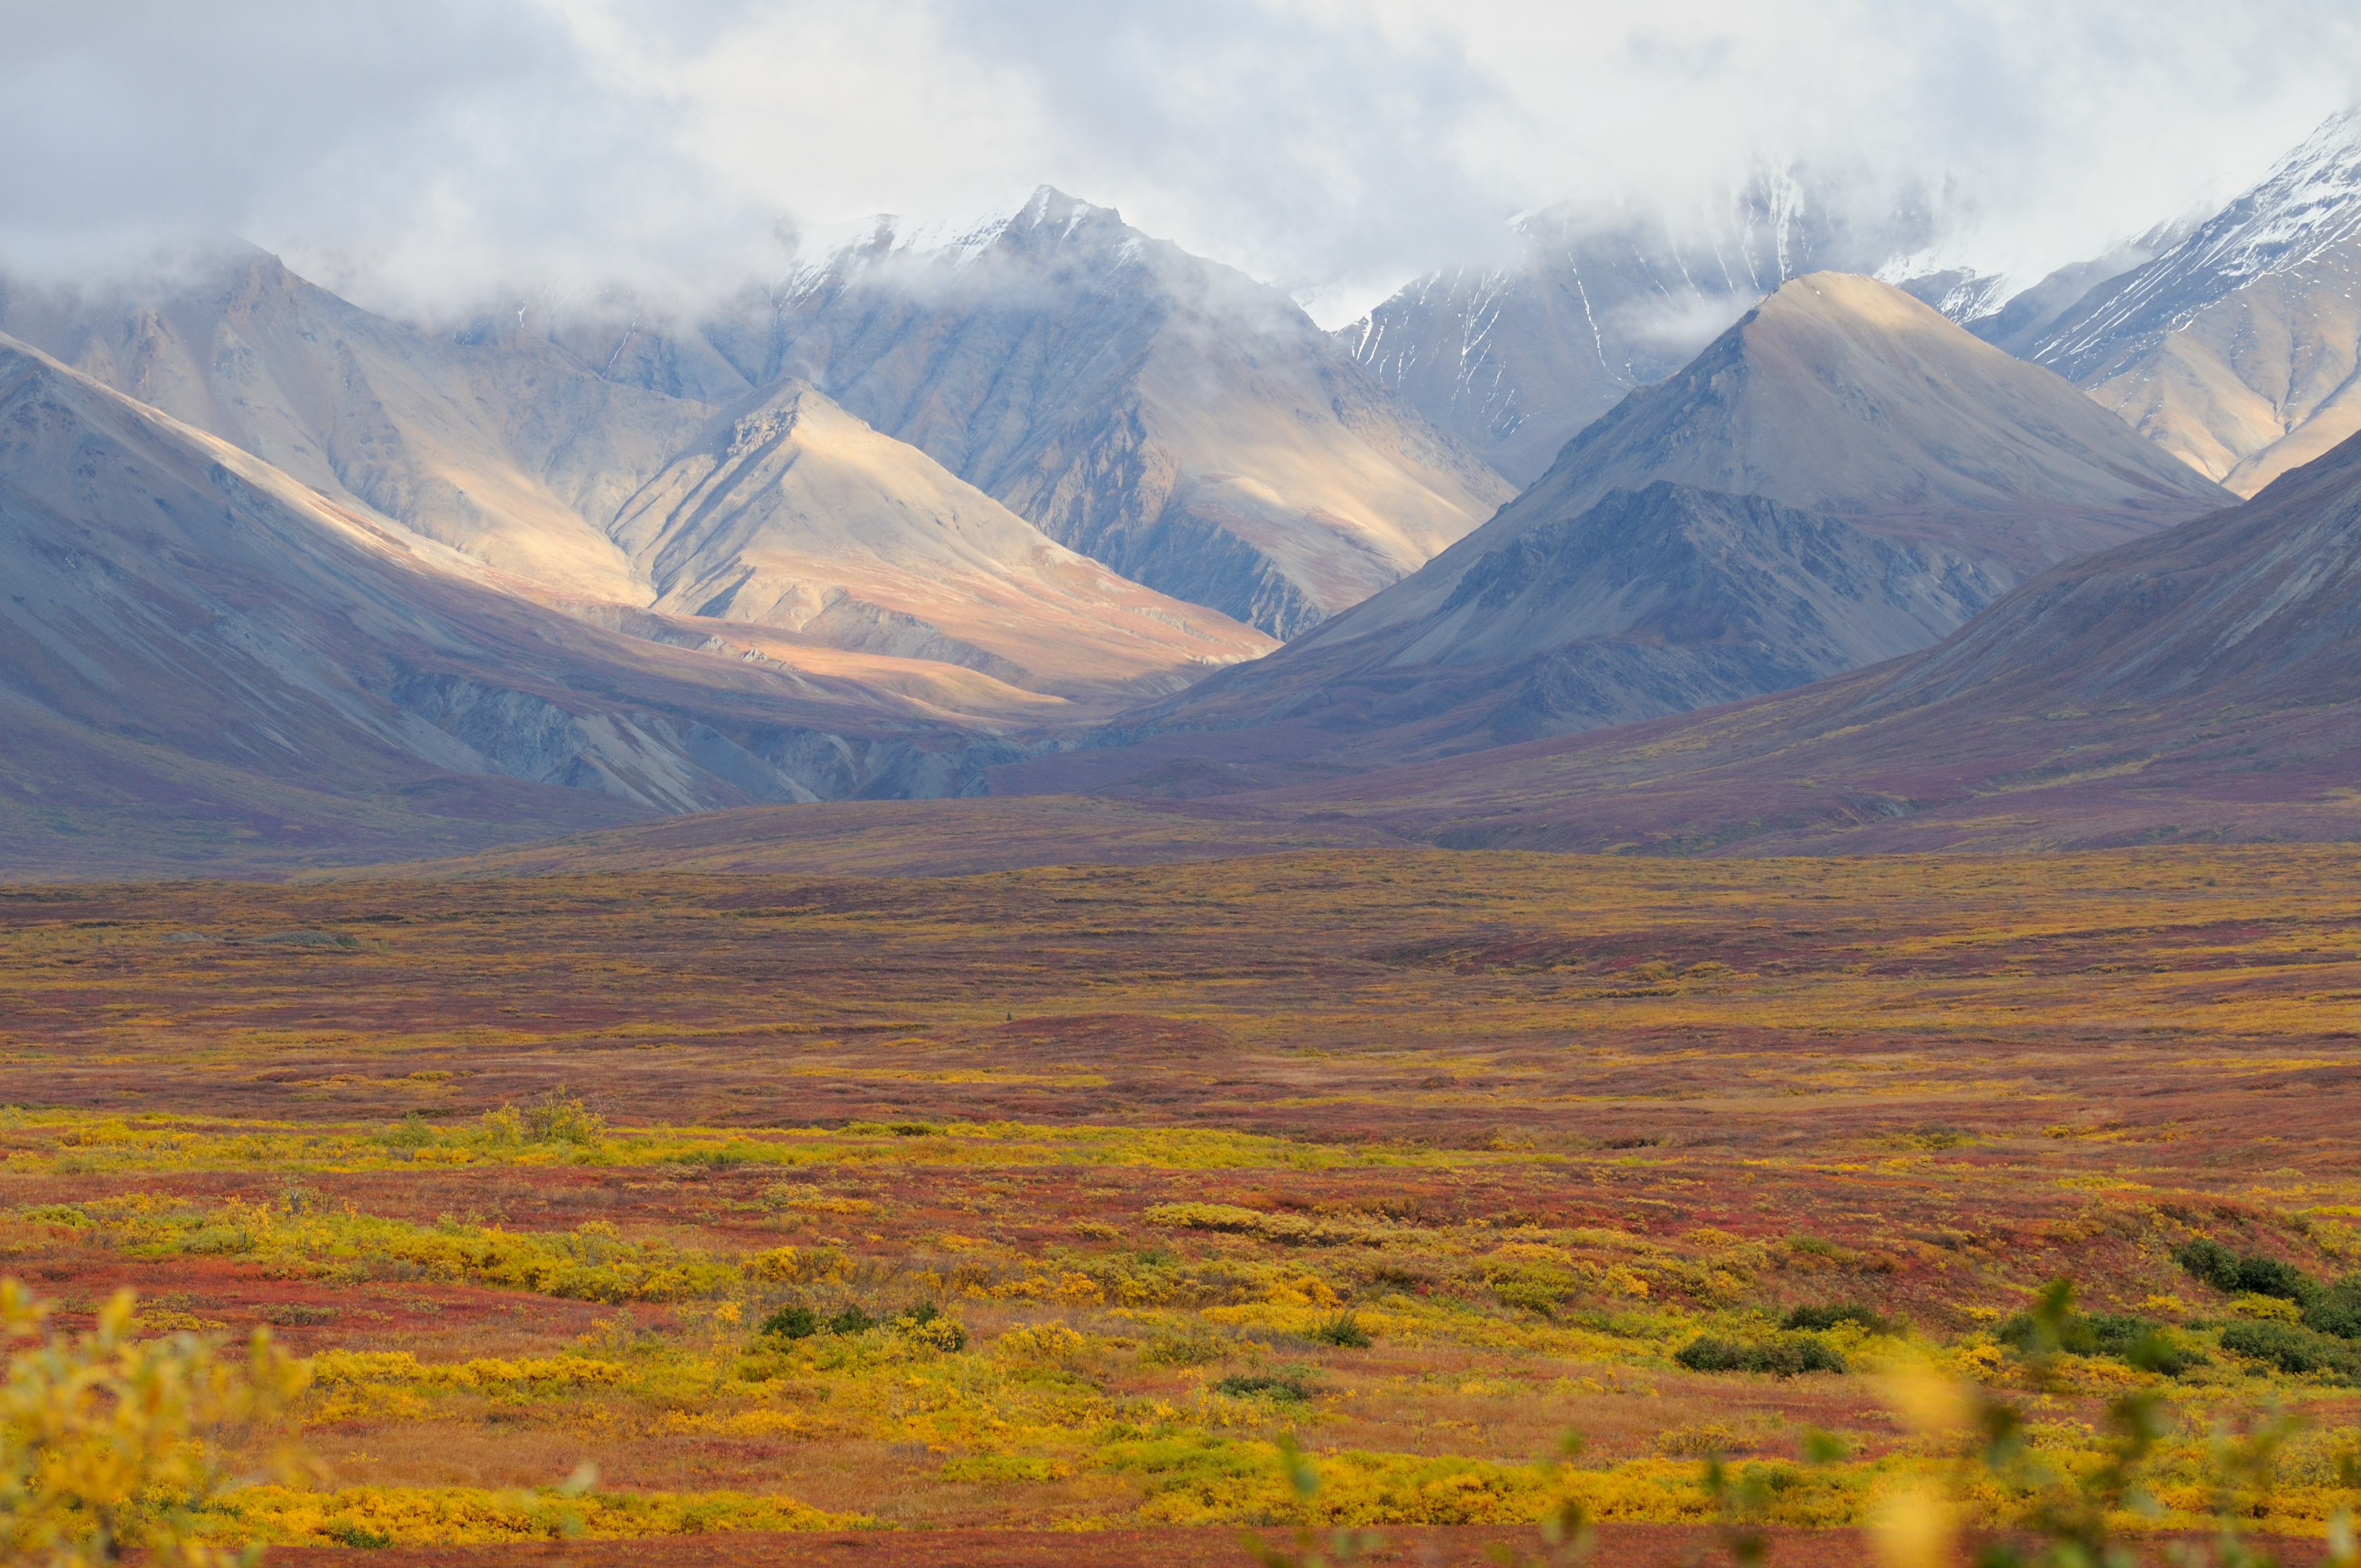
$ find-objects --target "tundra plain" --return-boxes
[4,845,2361,1561]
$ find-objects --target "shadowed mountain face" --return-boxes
[572,189,1514,639]
[1450,274,2232,581]
[1337,178,1944,486]
[1247,428,2361,854]
[1105,483,2002,749]
[1101,274,2227,762]
[2027,110,2361,497]
[0,336,1039,875]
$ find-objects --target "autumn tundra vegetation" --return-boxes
[5,846,2361,1564]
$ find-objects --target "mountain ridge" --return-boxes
[0,333,1051,874]
[557,187,1516,638]
[1209,426,2361,856]
[1080,273,2229,770]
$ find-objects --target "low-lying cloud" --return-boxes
[6,1,2357,325]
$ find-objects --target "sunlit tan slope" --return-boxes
[663,189,1516,638]
[0,250,705,599]
[0,334,1055,874]
[608,381,1275,699]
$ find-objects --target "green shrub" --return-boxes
[1309,1311,1372,1348]
[1489,1264,1580,1316]
[667,1147,752,1170]
[1673,1333,1845,1376]
[1215,1373,1312,1402]
[523,1089,606,1146]
[1139,1332,1229,1367]
[1996,1308,2202,1373]
[325,1521,395,1549]
[2175,1239,2317,1303]
[260,1303,340,1327]
[2218,1319,2360,1378]
[825,1306,875,1336]
[894,1302,967,1349]
[760,1304,818,1340]
[1780,1303,1895,1334]
[383,1113,434,1151]
[2300,1280,2361,1341]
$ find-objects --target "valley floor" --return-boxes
[4,846,2360,1560]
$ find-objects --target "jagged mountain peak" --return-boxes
[675,192,1511,640]
[779,187,1199,313]
[2015,106,2361,498]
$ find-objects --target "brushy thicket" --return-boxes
[1672,1332,1846,1376]
[1995,1308,2208,1377]
[2176,1238,2361,1342]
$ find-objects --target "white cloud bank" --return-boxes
[4,0,2357,323]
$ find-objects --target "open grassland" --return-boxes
[4,846,2361,1560]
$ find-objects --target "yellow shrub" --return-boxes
[997,1322,1093,1363]
[3,1281,310,1567]
[204,1483,862,1544]
[743,1246,802,1282]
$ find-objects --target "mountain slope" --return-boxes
[1245,428,2361,854]
[2028,109,2361,496]
[1105,274,2227,758]
[579,189,1514,639]
[0,250,706,599]
[1338,178,1941,485]
[0,335,1035,875]
[0,249,1272,707]
[608,379,1275,696]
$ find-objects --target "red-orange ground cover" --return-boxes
[4,847,2359,1560]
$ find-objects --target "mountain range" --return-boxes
[8,108,2361,876]
[1214,423,2361,856]
[545,189,1514,639]
[0,334,1047,875]
[1087,274,2224,764]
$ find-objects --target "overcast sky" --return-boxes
[6,0,2358,325]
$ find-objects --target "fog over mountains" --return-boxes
[9,106,2361,873]
[1337,172,1944,485]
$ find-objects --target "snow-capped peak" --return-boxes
[786,187,1125,287]
[2031,108,2361,373]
